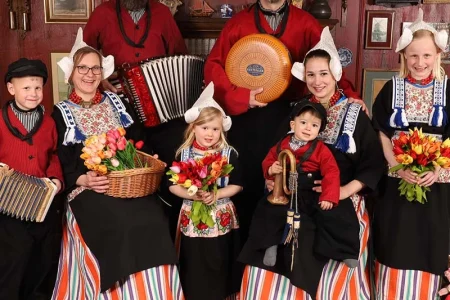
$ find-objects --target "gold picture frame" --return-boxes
[50,53,71,104]
[44,0,94,23]
[362,69,398,116]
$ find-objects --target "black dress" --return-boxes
[239,97,384,297]
[176,146,243,300]
[52,93,178,292]
[372,77,450,276]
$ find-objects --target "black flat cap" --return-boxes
[4,58,48,84]
[290,99,328,132]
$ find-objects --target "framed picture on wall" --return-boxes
[362,69,398,115]
[365,10,395,50]
[45,0,94,23]
[50,53,71,104]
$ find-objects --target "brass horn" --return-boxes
[267,149,297,205]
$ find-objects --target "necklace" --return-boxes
[116,0,151,48]
[310,90,341,108]
[406,73,434,86]
[69,90,103,108]
[193,140,213,151]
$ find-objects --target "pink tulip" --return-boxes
[110,158,120,168]
[198,166,207,178]
[117,140,126,151]
[113,130,120,139]
[92,156,101,164]
[169,165,180,173]
[108,143,117,151]
[107,136,116,144]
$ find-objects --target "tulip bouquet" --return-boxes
[80,128,144,175]
[389,128,450,203]
[167,152,234,228]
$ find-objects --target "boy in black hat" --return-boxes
[241,100,360,273]
[1,58,64,299]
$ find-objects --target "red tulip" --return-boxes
[135,140,144,150]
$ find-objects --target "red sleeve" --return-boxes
[163,9,188,55]
[46,119,65,192]
[262,143,279,180]
[83,6,104,50]
[204,23,251,116]
[338,71,360,100]
[317,142,340,204]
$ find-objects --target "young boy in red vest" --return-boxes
[0,58,64,300]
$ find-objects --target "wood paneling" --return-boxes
[356,3,450,92]
[4,0,449,107]
[0,0,104,111]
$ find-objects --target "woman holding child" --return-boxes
[238,27,384,300]
[50,28,183,299]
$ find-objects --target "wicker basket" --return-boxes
[105,151,165,198]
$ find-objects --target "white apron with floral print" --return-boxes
[178,146,239,238]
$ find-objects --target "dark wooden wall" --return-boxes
[357,3,450,92]
[1,0,450,109]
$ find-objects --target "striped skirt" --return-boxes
[51,206,184,300]
[374,262,441,300]
[240,197,370,300]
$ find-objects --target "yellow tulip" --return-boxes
[436,156,450,168]
[396,154,413,165]
[169,174,179,183]
[443,138,450,148]
[97,165,108,175]
[411,144,423,155]
[182,179,192,188]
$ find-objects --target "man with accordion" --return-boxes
[84,0,188,238]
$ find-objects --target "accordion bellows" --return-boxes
[225,34,292,103]
[118,55,205,127]
[0,164,57,222]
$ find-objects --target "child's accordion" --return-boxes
[114,55,205,128]
[0,164,58,222]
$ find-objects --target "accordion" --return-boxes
[0,164,58,222]
[115,55,205,127]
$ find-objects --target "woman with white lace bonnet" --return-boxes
[51,28,184,299]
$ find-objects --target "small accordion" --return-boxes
[114,55,205,127]
[0,164,58,222]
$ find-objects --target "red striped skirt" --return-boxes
[374,262,441,300]
[240,196,371,300]
[51,206,184,300]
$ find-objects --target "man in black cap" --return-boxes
[1,58,64,300]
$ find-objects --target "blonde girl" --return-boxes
[372,9,450,299]
[169,83,243,300]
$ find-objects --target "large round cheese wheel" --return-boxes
[225,34,292,103]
